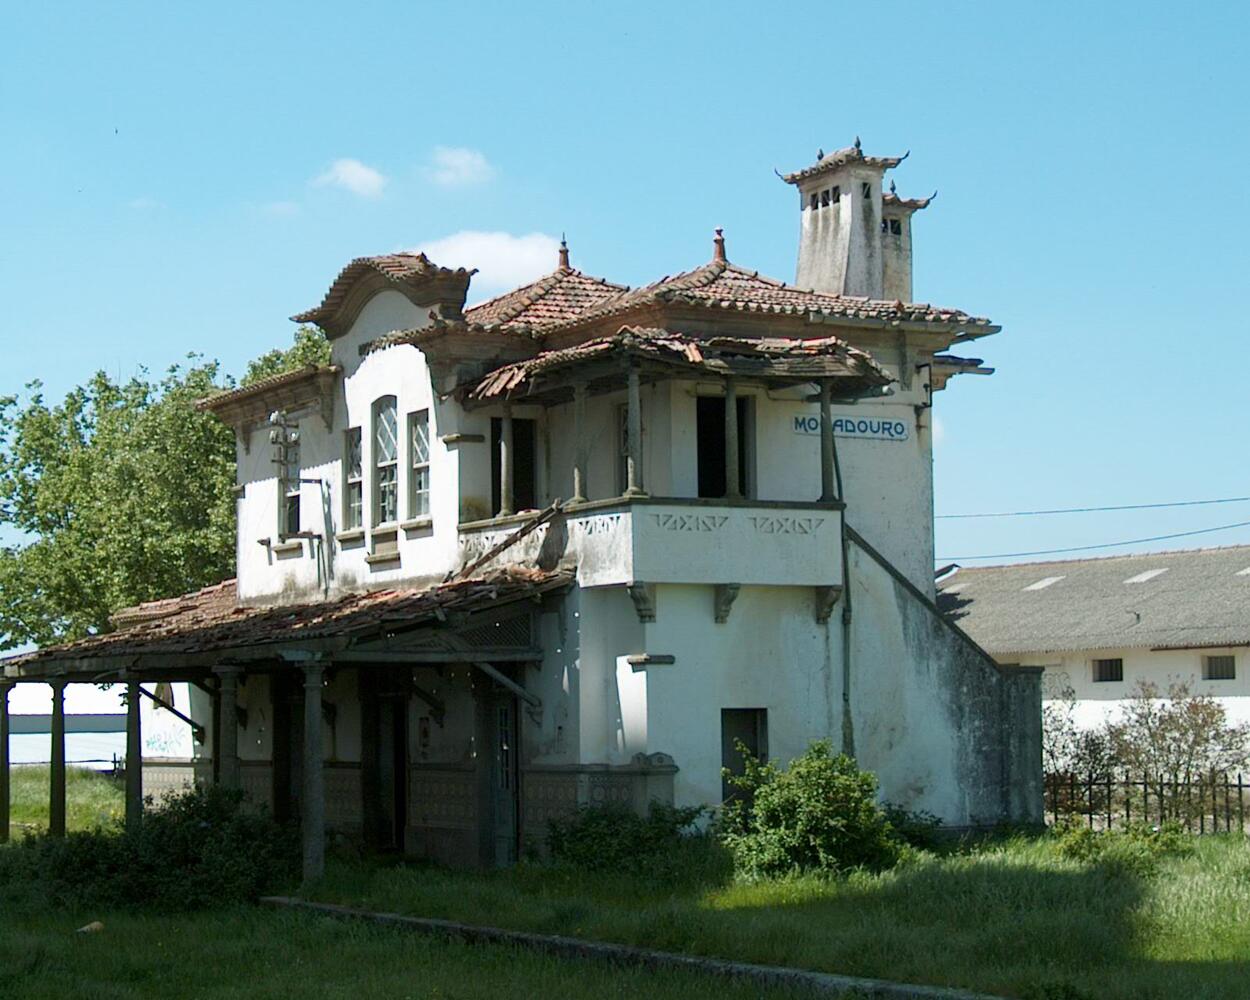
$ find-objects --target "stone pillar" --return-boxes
[49,679,66,838]
[819,381,836,502]
[302,663,326,881]
[125,679,143,833]
[216,667,241,791]
[498,403,515,517]
[0,680,11,844]
[571,381,588,504]
[724,377,741,500]
[625,364,646,497]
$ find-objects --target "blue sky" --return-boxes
[3,0,1248,566]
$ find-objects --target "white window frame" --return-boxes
[373,396,399,527]
[343,427,363,530]
[407,409,431,519]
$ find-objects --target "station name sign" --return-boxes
[793,413,909,442]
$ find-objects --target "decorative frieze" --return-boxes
[651,512,729,533]
[748,515,825,535]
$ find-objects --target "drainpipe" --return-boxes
[832,427,855,758]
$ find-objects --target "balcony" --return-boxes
[458,497,845,590]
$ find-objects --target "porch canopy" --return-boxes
[463,325,891,407]
[0,568,570,878]
[462,325,892,510]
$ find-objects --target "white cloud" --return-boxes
[425,146,495,187]
[312,158,387,199]
[410,231,560,300]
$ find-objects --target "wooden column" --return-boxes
[302,662,326,881]
[624,364,646,497]
[49,679,66,838]
[724,376,742,500]
[498,403,515,517]
[571,381,588,504]
[819,381,836,502]
[216,666,241,791]
[125,679,143,833]
[0,681,11,844]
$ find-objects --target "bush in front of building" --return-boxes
[1052,820,1193,879]
[0,784,298,910]
[545,801,718,884]
[719,740,903,878]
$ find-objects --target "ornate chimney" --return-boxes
[782,140,924,300]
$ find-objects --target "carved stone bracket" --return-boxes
[713,583,741,624]
[814,584,844,624]
[626,582,656,623]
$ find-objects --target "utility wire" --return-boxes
[939,519,1250,561]
[936,496,1250,519]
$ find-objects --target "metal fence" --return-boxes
[1045,772,1249,833]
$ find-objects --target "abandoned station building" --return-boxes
[2,142,1042,875]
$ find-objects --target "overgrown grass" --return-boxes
[0,901,815,1000]
[308,833,1250,1000]
[8,765,123,837]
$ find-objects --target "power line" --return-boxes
[938,519,1250,561]
[936,496,1250,519]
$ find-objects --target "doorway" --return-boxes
[376,694,409,851]
[490,417,538,514]
[697,396,752,498]
[721,707,768,803]
[488,689,519,867]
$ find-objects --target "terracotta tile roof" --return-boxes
[3,568,571,675]
[196,365,340,415]
[468,326,891,402]
[292,253,475,328]
[781,142,907,186]
[539,260,995,334]
[465,266,628,332]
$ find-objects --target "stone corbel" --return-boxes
[713,583,741,624]
[814,585,844,624]
[626,582,656,623]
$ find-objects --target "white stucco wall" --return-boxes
[1019,646,1250,730]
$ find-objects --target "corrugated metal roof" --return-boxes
[936,545,1250,656]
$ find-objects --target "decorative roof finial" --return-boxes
[558,234,570,270]
[817,147,825,160]
[713,227,726,263]
[889,179,897,195]
[854,135,862,153]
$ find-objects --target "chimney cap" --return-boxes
[557,235,571,271]
[712,228,726,263]
[781,143,909,186]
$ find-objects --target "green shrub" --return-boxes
[546,802,709,879]
[719,740,902,877]
[0,784,297,910]
[882,804,943,850]
[1053,820,1193,878]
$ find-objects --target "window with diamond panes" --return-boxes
[344,427,363,529]
[408,409,430,518]
[373,397,398,525]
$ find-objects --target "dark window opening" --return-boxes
[820,189,830,207]
[809,193,819,210]
[696,395,751,499]
[1092,658,1123,683]
[861,181,871,199]
[491,417,538,514]
[890,218,902,235]
[831,185,840,203]
[1204,655,1236,680]
[721,708,768,803]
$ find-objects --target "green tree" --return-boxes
[240,326,330,386]
[0,327,331,651]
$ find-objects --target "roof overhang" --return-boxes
[197,365,340,445]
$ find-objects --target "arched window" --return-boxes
[373,396,398,525]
